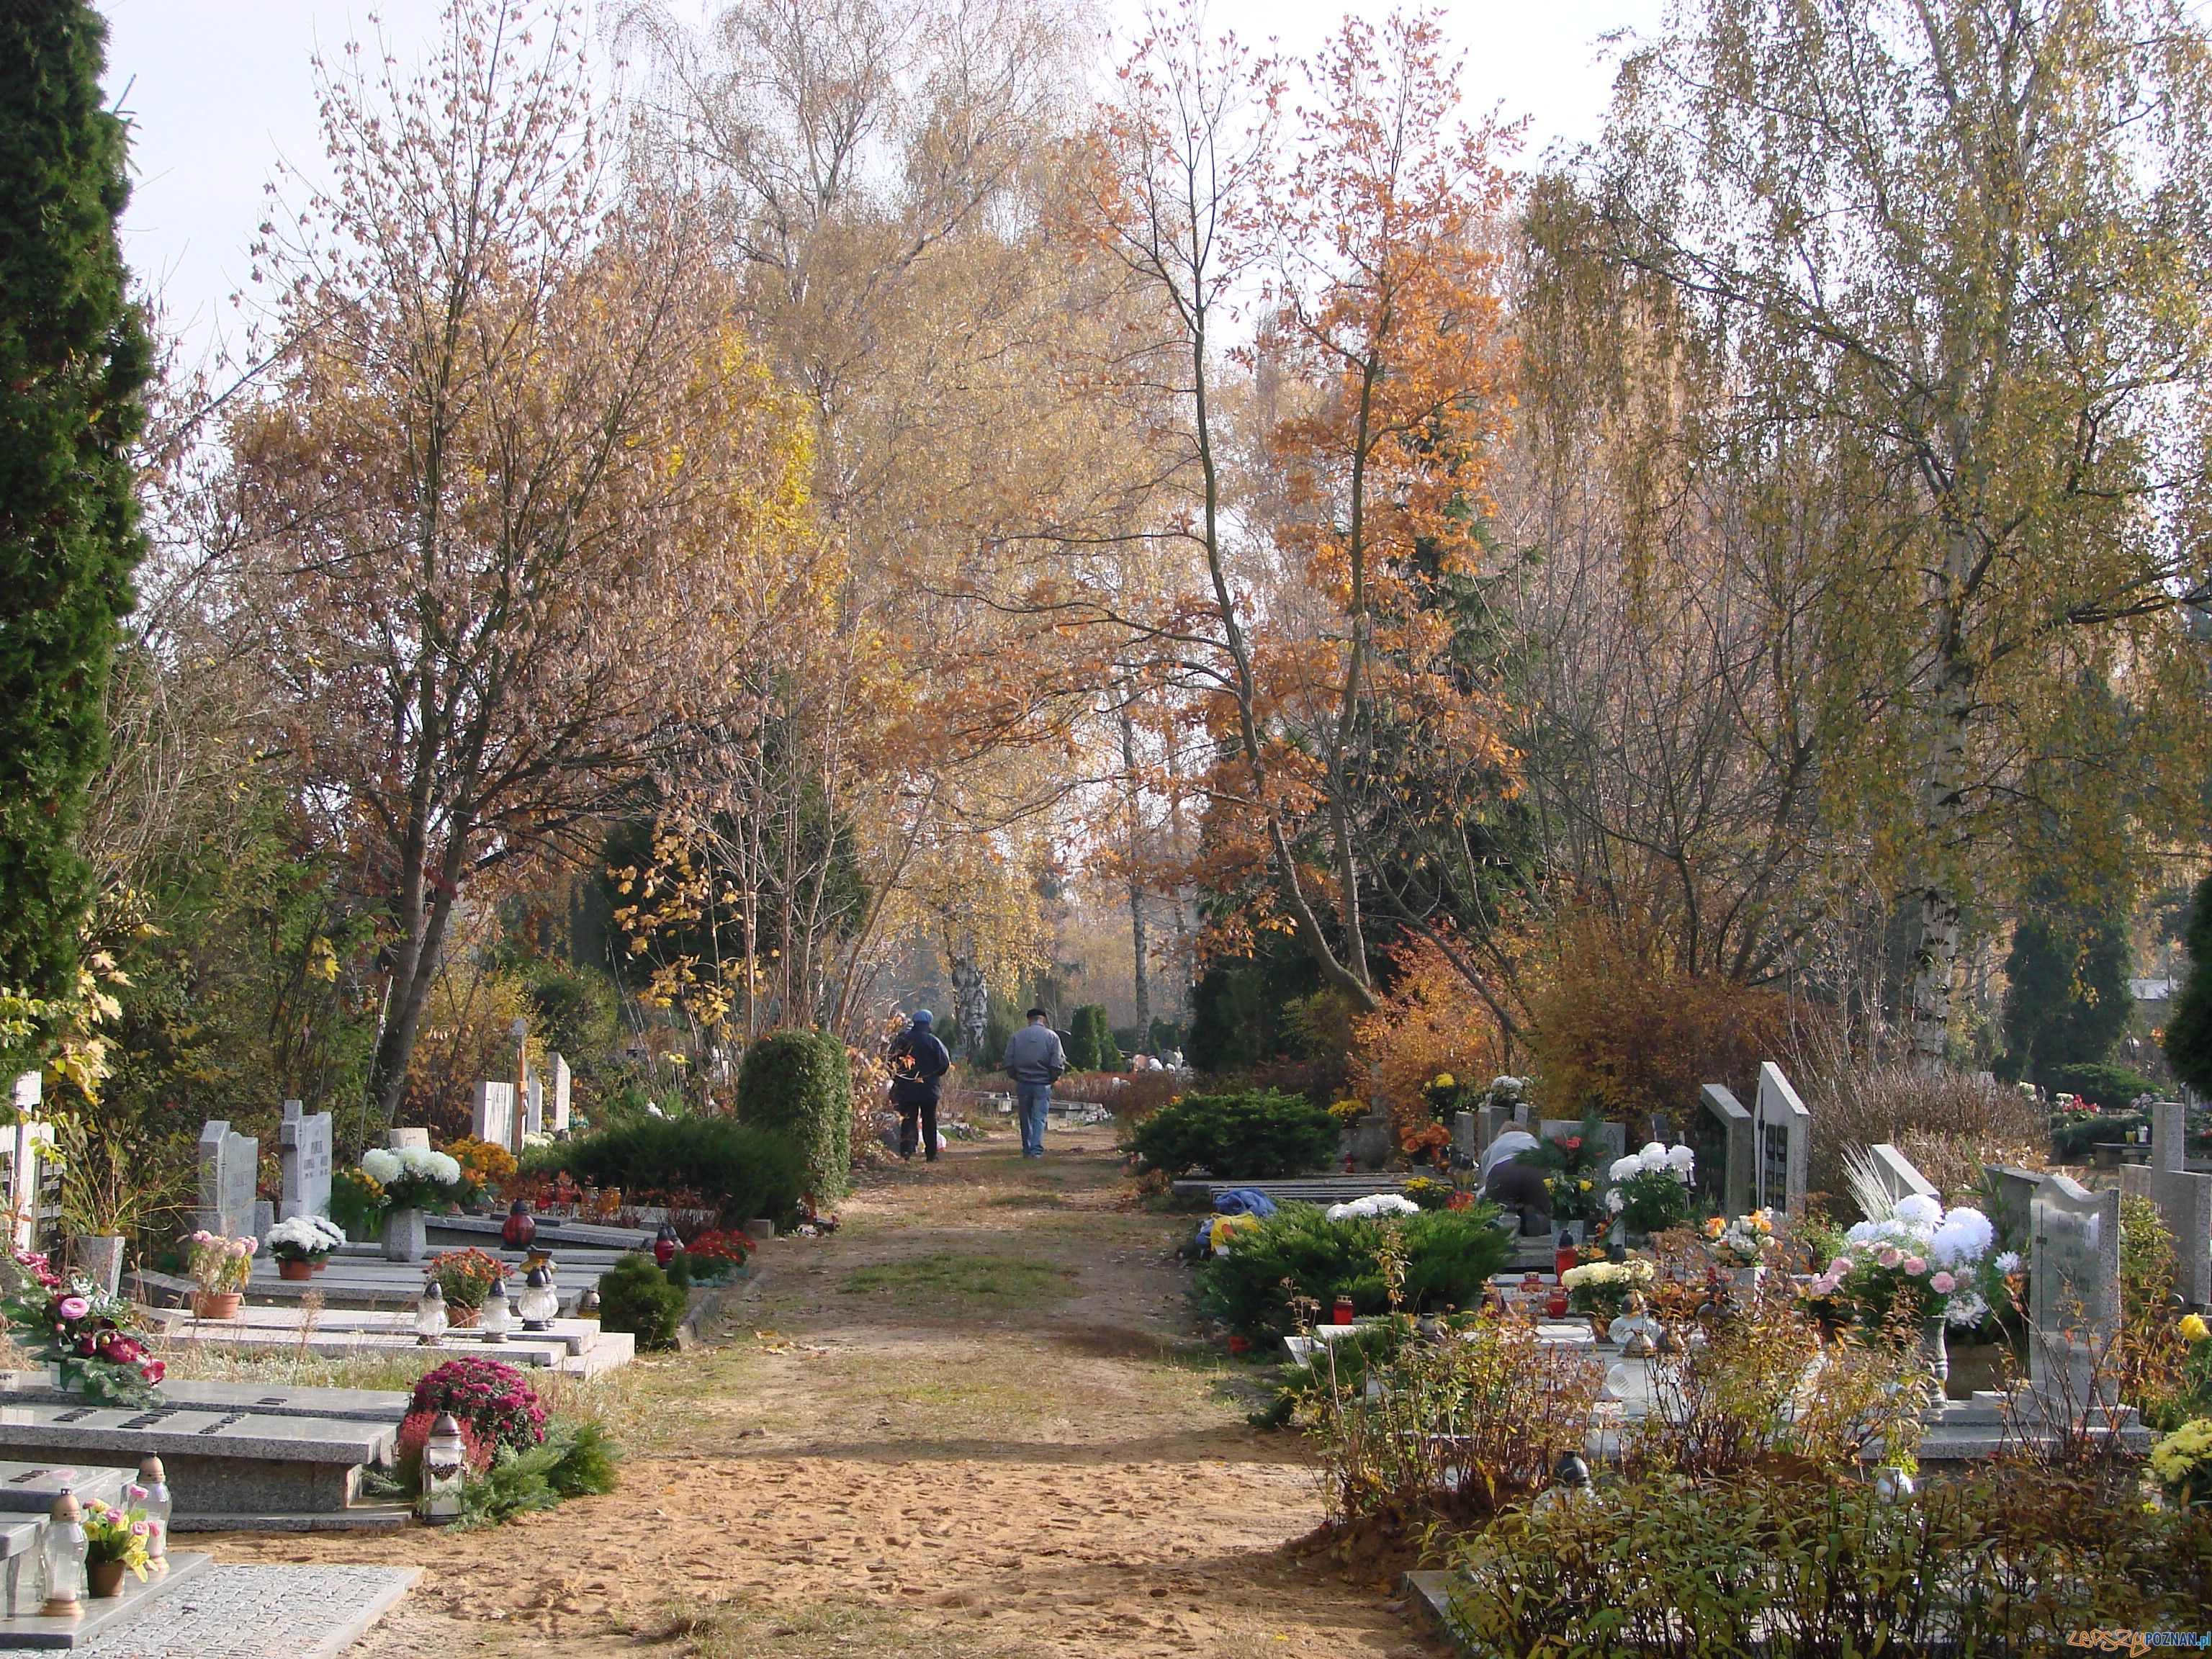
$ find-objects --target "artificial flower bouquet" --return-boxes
[264,1215,346,1264]
[1804,1193,2003,1329]
[1704,1209,1780,1269]
[1559,1257,1656,1320]
[185,1230,255,1295]
[82,1498,152,1578]
[359,1144,473,1213]
[1421,1073,1480,1118]
[1606,1142,1697,1233]
[1,1249,164,1404]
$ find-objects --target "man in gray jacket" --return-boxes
[1000,1007,1066,1158]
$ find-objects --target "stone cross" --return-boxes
[1696,1084,1755,1218]
[2028,1172,2123,1407]
[2119,1100,2211,1308]
[195,1120,259,1241]
[472,1082,516,1148]
[277,1100,333,1223]
[549,1053,572,1133]
[524,1077,544,1137]
[1751,1062,1811,1215]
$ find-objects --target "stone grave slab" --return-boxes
[276,1103,331,1224]
[0,1377,407,1429]
[1694,1084,1753,1217]
[550,1053,572,1132]
[2118,1100,2212,1308]
[0,1464,135,1629]
[426,1210,665,1250]
[0,1552,214,1649]
[71,1562,418,1659]
[470,1083,513,1148]
[1751,1061,1810,1215]
[0,1406,391,1519]
[194,1124,258,1242]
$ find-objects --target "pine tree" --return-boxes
[0,3,149,1017]
[2165,873,2212,1097]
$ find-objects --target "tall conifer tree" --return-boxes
[0,1,149,1021]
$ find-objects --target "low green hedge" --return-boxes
[544,1117,806,1226]
[2051,1109,2149,1162]
[1128,1089,1339,1180]
[737,1028,853,1205]
[1197,1201,1514,1336]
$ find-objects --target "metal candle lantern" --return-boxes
[422,1412,467,1523]
[135,1457,170,1564]
[478,1282,513,1343]
[415,1280,448,1346]
[518,1264,558,1331]
[40,1491,86,1617]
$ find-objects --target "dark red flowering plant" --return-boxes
[2,1249,164,1404]
[408,1356,547,1455]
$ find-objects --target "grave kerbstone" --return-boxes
[1695,1084,1754,1218]
[550,1053,572,1132]
[276,1101,333,1223]
[2118,1100,2211,1308]
[1752,1061,1811,1215]
[195,1122,258,1241]
[0,1406,393,1520]
[471,1082,515,1148]
[2028,1172,2123,1408]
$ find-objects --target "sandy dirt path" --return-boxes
[206,1126,1443,1658]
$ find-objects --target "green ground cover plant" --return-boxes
[540,1116,806,1225]
[1126,1089,1338,1180]
[1196,1202,1513,1336]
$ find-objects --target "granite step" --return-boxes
[71,1563,418,1658]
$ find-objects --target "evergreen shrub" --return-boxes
[1128,1089,1338,1180]
[1197,1202,1514,1336]
[735,1028,852,1203]
[550,1116,804,1225]
[595,1253,687,1351]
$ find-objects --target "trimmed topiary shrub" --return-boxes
[595,1253,687,1351]
[1196,1202,1514,1337]
[1128,1089,1339,1180]
[736,1028,853,1204]
[548,1116,805,1226]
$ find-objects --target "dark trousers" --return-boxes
[898,1096,939,1160]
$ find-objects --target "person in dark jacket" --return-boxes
[888,1009,952,1161]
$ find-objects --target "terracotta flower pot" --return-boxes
[448,1305,482,1329]
[278,1259,314,1282]
[311,1258,328,1274]
[192,1291,242,1320]
[86,1560,126,1599]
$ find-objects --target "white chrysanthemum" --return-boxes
[1994,1250,2022,1275]
[1606,1188,1626,1213]
[361,1148,400,1184]
[1608,1156,1642,1183]
[1845,1220,1877,1246]
[1930,1207,1994,1268]
[427,1151,462,1183]
[1894,1193,1943,1228]
[1326,1194,1419,1221]
[1638,1141,1668,1170]
[1665,1143,1696,1174]
[1944,1290,1989,1328]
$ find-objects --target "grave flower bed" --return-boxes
[1197,1200,1514,1337]
[410,1355,547,1453]
[1604,1141,1696,1234]
[1809,1192,2002,1329]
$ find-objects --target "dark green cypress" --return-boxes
[0,1,150,1012]
[2164,873,2212,1097]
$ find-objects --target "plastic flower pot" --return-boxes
[87,1560,125,1598]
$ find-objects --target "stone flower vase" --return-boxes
[384,1207,428,1263]
[1732,1265,1766,1295]
[1920,1316,1950,1401]
[87,1560,126,1599]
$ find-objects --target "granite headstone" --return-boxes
[196,1120,259,1241]
[1752,1061,1811,1215]
[278,1099,334,1223]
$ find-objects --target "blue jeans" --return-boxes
[1015,1082,1052,1156]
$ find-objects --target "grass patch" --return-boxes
[836,1252,1077,1306]
[984,1191,1067,1209]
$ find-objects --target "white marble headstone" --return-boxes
[472,1082,515,1148]
[550,1053,572,1133]
[278,1099,334,1222]
[524,1077,543,1136]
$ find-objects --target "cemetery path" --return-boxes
[210,1124,1448,1659]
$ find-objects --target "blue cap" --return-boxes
[912,1009,933,1026]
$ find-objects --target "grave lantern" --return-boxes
[502,1199,536,1251]
[415,1280,448,1345]
[40,1490,86,1617]
[518,1264,558,1331]
[422,1412,468,1523]
[135,1456,170,1565]
[479,1282,513,1344]
[653,1223,680,1269]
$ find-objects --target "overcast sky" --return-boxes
[96,0,1662,361]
